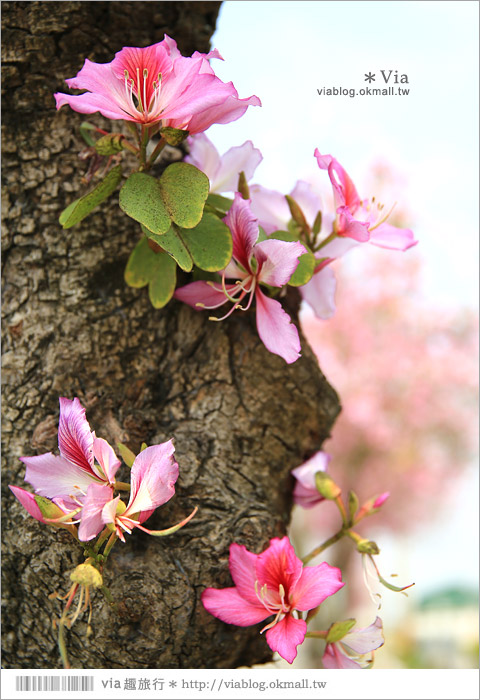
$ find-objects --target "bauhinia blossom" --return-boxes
[185,133,262,193]
[18,397,120,507]
[322,617,384,669]
[174,194,307,364]
[291,451,331,508]
[54,35,260,132]
[201,536,344,664]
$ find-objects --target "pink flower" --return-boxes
[54,36,260,131]
[201,536,344,664]
[322,617,384,669]
[9,485,80,533]
[19,397,120,507]
[174,194,306,364]
[314,149,417,251]
[291,451,331,508]
[78,441,181,542]
[185,133,262,193]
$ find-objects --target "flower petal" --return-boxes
[9,485,47,523]
[78,484,113,541]
[337,207,370,242]
[255,289,301,364]
[174,280,234,310]
[183,92,261,135]
[322,643,362,669]
[58,397,94,472]
[292,561,344,611]
[224,194,259,272]
[314,149,360,212]
[249,184,290,234]
[265,614,307,664]
[21,452,101,501]
[291,451,331,508]
[93,437,121,484]
[211,141,263,194]
[228,543,260,605]
[255,537,303,596]
[300,265,337,320]
[201,587,269,626]
[255,239,306,288]
[289,181,323,229]
[185,134,221,185]
[343,617,384,654]
[369,223,418,251]
[126,441,178,516]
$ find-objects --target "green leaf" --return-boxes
[206,193,233,214]
[326,619,357,644]
[59,165,122,228]
[159,162,209,228]
[148,252,177,309]
[268,231,315,286]
[119,172,171,235]
[143,225,193,273]
[124,237,160,288]
[178,213,233,271]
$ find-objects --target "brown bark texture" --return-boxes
[1,1,340,669]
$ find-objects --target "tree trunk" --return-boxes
[1,1,340,668]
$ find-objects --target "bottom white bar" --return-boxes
[1,668,478,700]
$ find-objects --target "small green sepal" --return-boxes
[325,619,357,644]
[160,126,189,146]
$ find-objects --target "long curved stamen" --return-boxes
[142,69,148,116]
[368,201,397,231]
[148,73,162,113]
[209,293,247,322]
[135,68,144,112]
[236,278,256,312]
[259,609,284,634]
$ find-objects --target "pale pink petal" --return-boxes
[322,643,362,669]
[369,222,418,251]
[249,184,290,234]
[314,149,360,212]
[292,562,344,611]
[291,451,331,508]
[211,141,263,193]
[255,239,306,288]
[93,437,121,484]
[185,134,221,184]
[78,484,113,541]
[174,281,233,310]
[57,397,94,472]
[337,207,370,242]
[300,266,337,320]
[21,453,100,501]
[201,587,269,626]
[255,289,301,364]
[228,543,261,605]
[265,614,307,664]
[343,617,384,654]
[9,486,48,523]
[126,441,178,516]
[317,235,360,260]
[183,92,261,135]
[255,537,303,595]
[224,194,259,272]
[101,494,120,525]
[289,181,323,228]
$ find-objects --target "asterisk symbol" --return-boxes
[364,72,375,83]
[169,681,177,688]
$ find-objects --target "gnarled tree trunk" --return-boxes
[1,1,340,668]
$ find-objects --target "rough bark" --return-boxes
[1,1,340,669]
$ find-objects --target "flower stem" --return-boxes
[58,617,71,669]
[93,528,111,554]
[146,136,167,170]
[114,481,131,492]
[102,532,118,559]
[302,529,346,564]
[305,630,328,639]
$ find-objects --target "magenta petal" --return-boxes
[255,537,303,595]
[21,452,100,500]
[322,643,362,669]
[174,281,231,310]
[93,437,121,484]
[255,239,306,288]
[58,397,94,472]
[292,562,344,611]
[126,441,178,516]
[300,266,337,320]
[78,484,113,541]
[369,222,418,251]
[224,194,259,273]
[265,615,307,664]
[201,587,269,626]
[228,543,260,605]
[9,486,46,522]
[314,149,360,212]
[255,289,301,364]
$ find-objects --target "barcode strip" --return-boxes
[15,676,94,692]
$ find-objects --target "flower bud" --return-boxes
[315,471,342,500]
[160,126,189,146]
[70,563,103,589]
[356,538,380,555]
[325,618,357,644]
[237,171,250,200]
[94,133,125,156]
[285,194,310,236]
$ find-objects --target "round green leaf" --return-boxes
[206,193,233,214]
[124,237,160,288]
[119,172,170,235]
[59,165,122,229]
[143,224,193,273]
[148,252,177,309]
[179,213,233,272]
[268,230,316,286]
[159,162,209,229]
